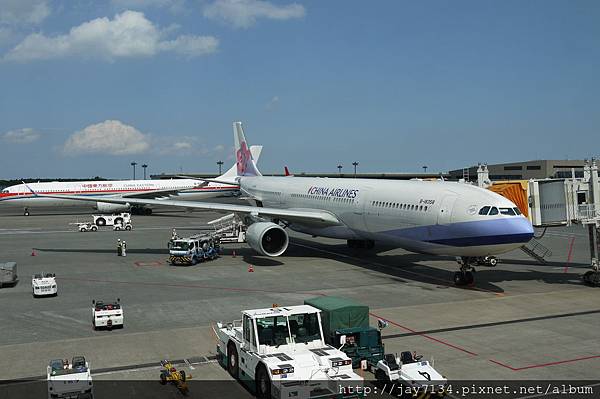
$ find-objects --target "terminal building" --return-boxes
[449,160,586,181]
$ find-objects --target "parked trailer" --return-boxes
[305,296,447,395]
[0,262,18,288]
[214,304,363,399]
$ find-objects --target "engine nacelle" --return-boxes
[95,202,130,213]
[246,222,289,257]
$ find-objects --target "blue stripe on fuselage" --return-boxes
[382,217,534,247]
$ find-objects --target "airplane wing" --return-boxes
[33,193,341,226]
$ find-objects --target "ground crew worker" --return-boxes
[121,240,127,257]
[171,228,178,240]
[117,239,122,256]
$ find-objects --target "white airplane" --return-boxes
[0,146,262,216]
[33,122,534,285]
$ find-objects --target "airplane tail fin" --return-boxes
[234,122,262,177]
[220,145,262,179]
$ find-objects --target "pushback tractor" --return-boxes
[214,304,363,399]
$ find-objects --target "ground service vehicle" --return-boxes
[215,304,363,399]
[159,360,191,394]
[47,356,93,399]
[0,262,18,288]
[93,213,131,227]
[75,223,98,232]
[373,351,446,396]
[32,273,58,297]
[92,299,123,330]
[304,296,385,369]
[168,234,219,265]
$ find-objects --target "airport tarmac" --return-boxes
[1,209,599,388]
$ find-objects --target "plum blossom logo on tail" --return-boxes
[236,141,252,175]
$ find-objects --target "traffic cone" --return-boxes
[232,249,236,258]
[248,264,254,273]
[31,248,36,256]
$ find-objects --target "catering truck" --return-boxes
[214,304,363,399]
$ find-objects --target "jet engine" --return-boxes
[95,202,130,213]
[246,222,289,257]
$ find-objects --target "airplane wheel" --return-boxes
[125,225,132,231]
[96,218,106,226]
[488,257,498,267]
[144,208,152,215]
[160,373,167,385]
[180,370,186,382]
[91,226,98,231]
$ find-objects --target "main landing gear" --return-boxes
[347,239,375,249]
[23,207,30,216]
[583,259,600,287]
[454,257,476,286]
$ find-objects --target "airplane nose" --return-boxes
[506,216,534,244]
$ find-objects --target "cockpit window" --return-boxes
[479,206,490,215]
[1,189,7,193]
[499,207,516,215]
[489,207,499,215]
[513,207,522,215]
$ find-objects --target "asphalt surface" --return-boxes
[0,208,599,387]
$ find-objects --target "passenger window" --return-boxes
[479,206,490,215]
[489,207,499,215]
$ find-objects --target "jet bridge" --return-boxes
[479,160,600,285]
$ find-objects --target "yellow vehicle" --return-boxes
[159,360,191,395]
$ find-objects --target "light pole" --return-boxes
[130,162,137,180]
[337,164,343,176]
[352,161,359,178]
[217,160,224,175]
[142,164,148,180]
[422,165,428,173]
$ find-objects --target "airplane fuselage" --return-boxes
[240,176,534,257]
[0,179,238,210]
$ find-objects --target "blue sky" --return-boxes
[1,0,599,179]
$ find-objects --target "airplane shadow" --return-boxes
[277,237,591,294]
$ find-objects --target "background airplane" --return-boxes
[35,122,533,285]
[1,146,261,215]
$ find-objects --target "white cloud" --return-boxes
[3,10,218,62]
[63,120,151,156]
[203,0,305,28]
[0,0,50,25]
[158,34,219,57]
[2,128,41,143]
